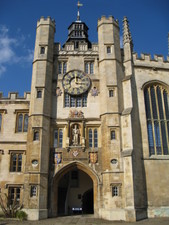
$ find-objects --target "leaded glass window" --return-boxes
[76,96,82,107]
[8,187,20,205]
[54,129,63,148]
[85,62,94,74]
[10,153,22,172]
[111,130,116,140]
[16,113,29,132]
[18,114,23,132]
[59,129,63,148]
[90,62,94,74]
[64,93,88,108]
[88,128,98,148]
[82,94,87,107]
[112,186,118,196]
[23,114,28,132]
[65,93,70,107]
[85,63,89,74]
[94,129,98,148]
[144,84,169,155]
[70,96,76,107]
[107,46,111,54]
[37,90,42,98]
[63,62,67,74]
[58,61,67,74]
[89,129,93,148]
[30,186,37,197]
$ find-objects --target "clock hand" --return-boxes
[76,81,85,85]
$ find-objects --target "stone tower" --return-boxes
[97,16,125,219]
[0,6,169,222]
[23,17,55,219]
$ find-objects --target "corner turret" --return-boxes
[123,16,133,76]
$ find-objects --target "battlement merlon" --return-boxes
[97,16,119,29]
[133,53,169,69]
[54,42,99,54]
[37,16,55,31]
[0,92,31,101]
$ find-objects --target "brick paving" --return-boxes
[0,216,169,225]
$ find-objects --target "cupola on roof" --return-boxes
[63,1,91,49]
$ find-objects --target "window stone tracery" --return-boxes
[144,83,169,155]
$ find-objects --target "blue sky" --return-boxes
[0,0,169,96]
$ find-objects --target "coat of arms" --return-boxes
[72,150,79,157]
[69,110,84,118]
[89,152,98,164]
[54,153,62,164]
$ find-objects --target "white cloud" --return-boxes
[0,26,16,66]
[0,25,33,77]
[0,65,6,76]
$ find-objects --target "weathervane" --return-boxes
[77,1,83,21]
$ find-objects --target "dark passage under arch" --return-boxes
[57,168,94,216]
[82,188,94,214]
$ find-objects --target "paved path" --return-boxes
[0,216,169,225]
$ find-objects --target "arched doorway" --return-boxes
[50,162,99,217]
[58,169,93,215]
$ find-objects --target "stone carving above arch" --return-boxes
[69,110,84,118]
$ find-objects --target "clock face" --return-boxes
[62,70,91,95]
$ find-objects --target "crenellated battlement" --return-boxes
[97,15,119,28]
[37,16,55,29]
[0,92,31,101]
[54,42,99,55]
[133,53,169,69]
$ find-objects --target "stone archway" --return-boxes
[49,161,100,217]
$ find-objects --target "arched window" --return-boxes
[53,129,63,148]
[37,90,42,98]
[89,129,93,148]
[23,114,28,132]
[94,129,98,148]
[18,114,23,132]
[16,112,29,132]
[59,129,63,148]
[144,84,169,155]
[63,62,67,74]
[88,128,98,148]
[85,62,94,74]
[10,153,22,172]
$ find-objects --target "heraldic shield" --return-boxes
[89,152,98,164]
[54,153,62,164]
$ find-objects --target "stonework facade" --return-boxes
[0,15,169,221]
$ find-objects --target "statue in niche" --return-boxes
[90,86,99,97]
[56,87,62,96]
[72,125,80,146]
